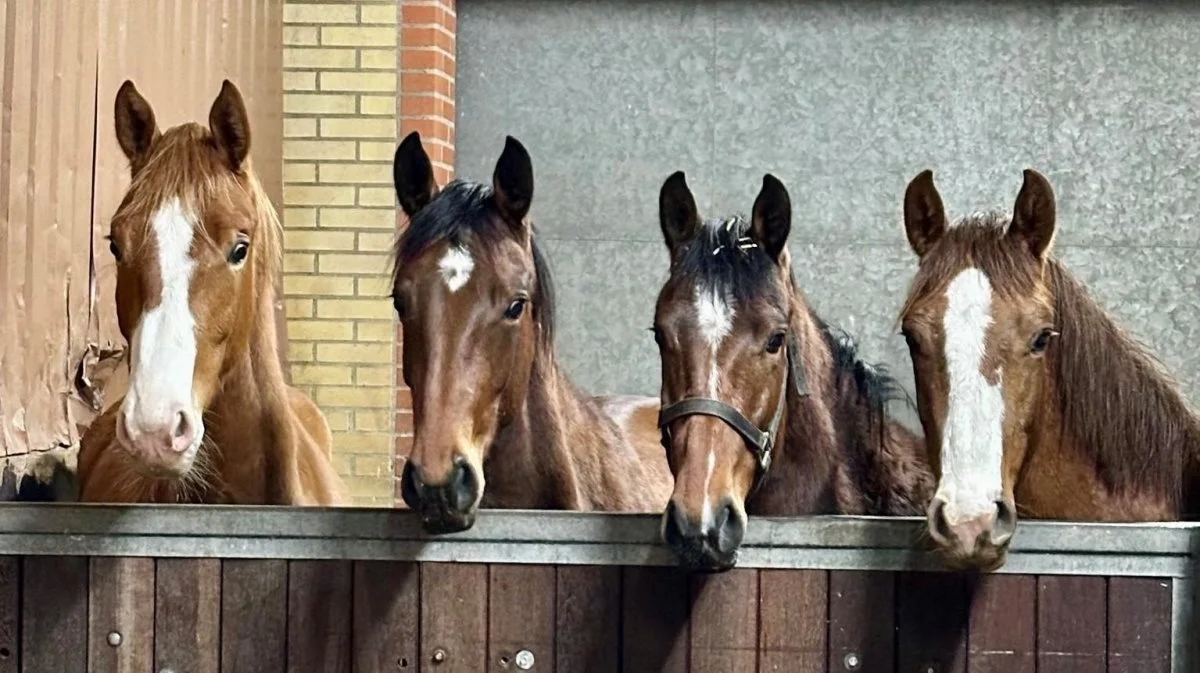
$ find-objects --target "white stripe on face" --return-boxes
[694,286,733,396]
[438,246,474,293]
[121,197,200,440]
[692,284,734,525]
[937,267,1005,523]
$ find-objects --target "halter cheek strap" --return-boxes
[657,336,809,499]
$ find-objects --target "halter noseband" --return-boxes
[657,337,809,499]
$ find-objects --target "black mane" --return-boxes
[390,179,556,347]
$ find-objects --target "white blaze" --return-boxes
[937,267,1005,523]
[438,246,474,292]
[121,197,201,445]
[692,284,734,524]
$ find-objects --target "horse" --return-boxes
[653,172,934,571]
[898,168,1200,570]
[389,131,673,533]
[76,80,347,505]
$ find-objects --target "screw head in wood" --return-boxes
[107,632,122,647]
[514,649,535,670]
[431,648,447,664]
[843,652,860,670]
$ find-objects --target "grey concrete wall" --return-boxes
[456,1,1200,424]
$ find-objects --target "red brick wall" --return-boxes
[394,0,456,505]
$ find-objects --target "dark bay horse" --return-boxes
[390,131,673,533]
[76,80,346,505]
[899,168,1200,570]
[653,172,933,570]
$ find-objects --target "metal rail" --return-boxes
[0,503,1192,575]
[0,503,1193,670]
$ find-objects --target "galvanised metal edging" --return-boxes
[0,504,1192,577]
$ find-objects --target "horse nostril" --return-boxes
[172,411,188,439]
[449,460,478,512]
[400,461,424,509]
[662,501,688,547]
[926,499,954,546]
[992,498,1018,545]
[712,501,744,556]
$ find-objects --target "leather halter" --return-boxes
[657,336,809,499]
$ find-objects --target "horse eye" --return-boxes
[1030,327,1058,355]
[228,240,250,266]
[108,239,122,262]
[504,298,527,321]
[765,331,786,354]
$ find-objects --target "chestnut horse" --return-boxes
[76,81,346,505]
[899,168,1200,570]
[390,132,672,533]
[653,172,933,570]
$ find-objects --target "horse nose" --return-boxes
[118,406,200,460]
[662,499,744,571]
[400,457,481,533]
[927,498,1016,561]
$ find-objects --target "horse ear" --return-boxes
[1008,169,1057,260]
[114,80,160,175]
[208,80,251,171]
[392,131,438,217]
[903,169,946,258]
[493,136,534,229]
[751,174,792,262]
[658,171,700,254]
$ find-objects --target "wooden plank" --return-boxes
[828,570,894,673]
[621,566,690,673]
[895,571,970,673]
[287,560,352,673]
[420,562,487,673]
[556,566,620,673]
[88,557,154,673]
[155,558,221,673]
[0,558,18,673]
[352,561,420,673]
[488,565,556,673]
[1036,576,1106,673]
[222,559,287,673]
[22,556,88,673]
[757,570,826,673]
[688,569,758,672]
[967,574,1035,673]
[0,556,17,671]
[1107,577,1172,673]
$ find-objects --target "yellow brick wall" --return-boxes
[282,0,399,505]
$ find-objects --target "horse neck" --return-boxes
[481,347,592,509]
[200,261,297,502]
[1026,263,1200,518]
[748,300,842,516]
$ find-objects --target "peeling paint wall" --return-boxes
[0,0,285,478]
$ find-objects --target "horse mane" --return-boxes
[906,211,1200,510]
[113,123,284,298]
[390,179,556,350]
[1048,258,1199,509]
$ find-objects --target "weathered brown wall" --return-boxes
[0,0,284,466]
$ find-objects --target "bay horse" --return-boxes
[654,172,933,571]
[390,132,673,533]
[76,80,346,505]
[899,168,1200,570]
